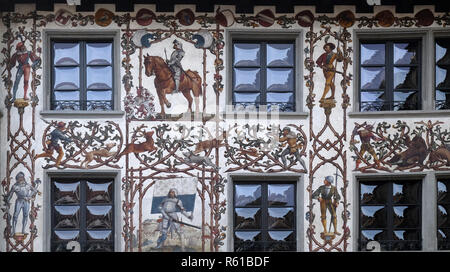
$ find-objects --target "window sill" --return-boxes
[221,111,309,120]
[40,110,125,118]
[348,110,450,119]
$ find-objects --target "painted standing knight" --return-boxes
[3,172,41,236]
[316,42,343,102]
[167,39,185,93]
[155,188,193,250]
[312,176,341,236]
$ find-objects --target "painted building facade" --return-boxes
[1,0,450,252]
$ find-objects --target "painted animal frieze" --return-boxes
[36,120,123,169]
[225,124,307,173]
[351,120,450,172]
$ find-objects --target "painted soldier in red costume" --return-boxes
[354,124,383,169]
[9,42,41,102]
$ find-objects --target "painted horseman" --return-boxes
[167,39,185,93]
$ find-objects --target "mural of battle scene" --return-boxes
[0,3,449,252]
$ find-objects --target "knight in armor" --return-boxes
[167,40,185,93]
[311,176,341,235]
[9,42,41,102]
[3,172,41,236]
[155,188,193,250]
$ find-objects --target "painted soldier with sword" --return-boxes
[316,41,344,102]
[155,188,198,251]
[312,175,341,237]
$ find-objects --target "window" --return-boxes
[359,40,421,112]
[232,41,295,112]
[437,179,450,250]
[233,182,296,252]
[359,180,422,251]
[51,178,114,252]
[51,40,114,111]
[435,38,450,110]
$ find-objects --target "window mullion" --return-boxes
[80,41,87,110]
[261,42,267,108]
[386,42,394,111]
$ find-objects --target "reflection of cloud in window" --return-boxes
[236,208,259,218]
[55,206,79,216]
[361,68,385,89]
[360,184,377,198]
[393,184,403,196]
[234,44,260,66]
[361,206,383,217]
[87,230,111,240]
[438,182,447,194]
[439,205,448,215]
[393,206,407,217]
[361,44,384,65]
[55,230,79,240]
[55,182,79,193]
[87,205,111,216]
[87,182,111,192]
[235,231,260,241]
[362,230,382,240]
[268,231,292,241]
[394,43,415,65]
[234,69,260,90]
[268,208,292,218]
[267,44,293,66]
[236,185,260,198]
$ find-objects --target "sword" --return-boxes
[167,213,201,230]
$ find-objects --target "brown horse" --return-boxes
[143,55,202,117]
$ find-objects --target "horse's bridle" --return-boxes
[144,57,155,76]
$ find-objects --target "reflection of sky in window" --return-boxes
[437,90,447,100]
[234,69,260,90]
[438,182,447,194]
[87,205,111,216]
[361,67,384,88]
[394,67,413,87]
[439,229,447,238]
[54,91,79,101]
[361,91,384,102]
[436,67,447,85]
[269,185,292,196]
[87,230,111,240]
[87,43,112,65]
[87,90,112,101]
[54,67,79,90]
[267,44,293,66]
[436,43,446,61]
[267,92,293,103]
[360,184,377,199]
[55,230,79,240]
[393,184,403,196]
[235,185,261,198]
[267,69,293,90]
[235,231,260,241]
[233,93,260,103]
[394,230,405,240]
[393,206,407,217]
[361,230,382,240]
[55,206,79,215]
[54,43,79,65]
[55,182,79,193]
[234,44,260,66]
[361,44,385,65]
[361,206,384,217]
[268,208,292,218]
[87,181,111,192]
[87,66,112,89]
[394,91,416,101]
[268,231,292,241]
[235,208,259,218]
[438,205,448,215]
[394,43,415,64]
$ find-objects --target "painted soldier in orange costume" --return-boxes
[316,42,343,102]
[354,124,383,169]
[9,42,41,102]
[279,127,306,170]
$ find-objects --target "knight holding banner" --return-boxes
[167,40,185,93]
[155,188,193,251]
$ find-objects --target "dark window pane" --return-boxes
[54,43,79,66]
[393,91,418,111]
[86,43,112,65]
[361,206,387,228]
[438,204,450,228]
[393,206,419,228]
[54,182,80,204]
[436,67,449,88]
[234,68,261,91]
[360,183,388,204]
[268,208,294,229]
[361,43,385,65]
[394,67,418,89]
[54,206,80,229]
[267,68,294,91]
[235,208,261,229]
[86,181,112,204]
[268,184,294,206]
[267,44,294,66]
[393,182,420,204]
[86,242,113,252]
[234,43,260,66]
[361,67,385,89]
[235,185,261,206]
[87,66,112,89]
[87,206,112,229]
[394,43,418,65]
[53,67,79,90]
[438,228,450,250]
[438,181,450,203]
